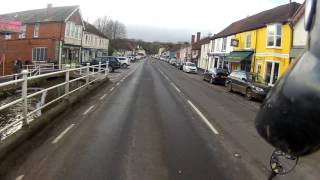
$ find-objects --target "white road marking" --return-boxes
[15,175,24,180]
[110,87,115,92]
[52,124,75,144]
[163,75,169,80]
[83,105,95,115]
[171,83,181,93]
[100,94,107,100]
[116,82,120,86]
[187,100,219,135]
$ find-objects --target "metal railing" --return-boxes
[0,62,109,141]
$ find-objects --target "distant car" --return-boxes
[128,56,135,62]
[175,62,181,68]
[203,68,229,85]
[183,62,197,73]
[225,70,271,100]
[169,58,177,66]
[116,57,130,68]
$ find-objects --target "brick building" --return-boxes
[0,4,84,75]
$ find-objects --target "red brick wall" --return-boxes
[0,22,64,75]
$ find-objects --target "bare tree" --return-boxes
[94,16,126,39]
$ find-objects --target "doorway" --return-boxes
[265,61,280,85]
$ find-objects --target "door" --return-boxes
[265,61,280,85]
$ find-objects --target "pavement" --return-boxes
[0,58,319,180]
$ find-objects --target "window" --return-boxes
[265,61,280,85]
[19,25,27,39]
[65,22,71,37]
[215,39,221,51]
[245,32,251,49]
[71,23,75,38]
[78,26,82,40]
[34,23,40,38]
[267,24,282,48]
[32,47,48,61]
[4,33,12,40]
[222,38,227,51]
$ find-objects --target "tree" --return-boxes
[94,16,127,40]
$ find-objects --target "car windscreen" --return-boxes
[186,63,196,67]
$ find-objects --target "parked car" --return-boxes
[183,62,197,73]
[225,70,271,100]
[179,63,184,70]
[82,56,121,72]
[203,68,229,85]
[169,58,177,66]
[175,62,181,69]
[117,57,130,68]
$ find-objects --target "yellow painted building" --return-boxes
[234,23,293,85]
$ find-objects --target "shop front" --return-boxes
[61,45,81,65]
[227,51,253,72]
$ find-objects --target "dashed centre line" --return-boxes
[170,82,181,93]
[187,100,219,135]
[52,124,75,144]
[110,87,115,92]
[100,94,107,100]
[83,105,95,115]
[15,175,24,180]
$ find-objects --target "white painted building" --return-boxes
[290,4,307,63]
[198,37,211,70]
[208,35,234,71]
[81,21,109,62]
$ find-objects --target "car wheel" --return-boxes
[122,64,128,68]
[246,88,253,100]
[226,82,233,92]
[210,78,214,84]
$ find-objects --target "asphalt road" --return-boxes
[1,58,319,180]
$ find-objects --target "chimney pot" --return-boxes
[191,35,195,44]
[47,4,52,9]
[197,32,201,42]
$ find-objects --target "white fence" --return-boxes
[0,62,109,140]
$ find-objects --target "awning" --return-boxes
[290,47,305,58]
[227,51,253,63]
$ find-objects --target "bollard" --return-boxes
[65,64,70,96]
[21,70,29,127]
[86,63,90,85]
[98,62,101,73]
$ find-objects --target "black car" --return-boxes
[225,70,271,100]
[82,56,121,72]
[203,68,229,85]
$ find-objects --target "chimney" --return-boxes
[191,35,195,44]
[196,32,201,42]
[47,4,52,16]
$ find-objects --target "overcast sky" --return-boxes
[0,0,304,42]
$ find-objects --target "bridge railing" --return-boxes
[0,62,109,141]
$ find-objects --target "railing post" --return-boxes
[98,62,101,73]
[21,70,29,127]
[86,63,90,85]
[105,62,109,76]
[65,64,70,96]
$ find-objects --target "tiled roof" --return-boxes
[84,21,108,39]
[212,2,301,39]
[192,37,211,50]
[292,3,305,26]
[0,6,79,23]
